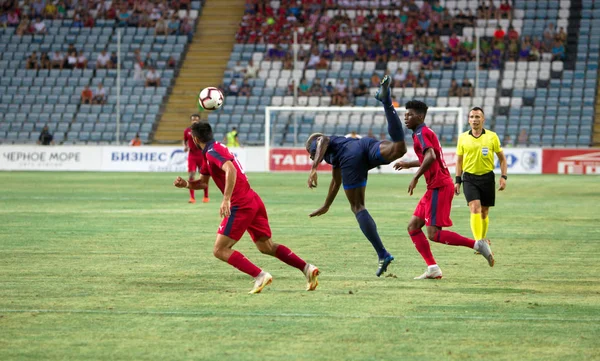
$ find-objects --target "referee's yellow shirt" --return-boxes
[456,129,503,175]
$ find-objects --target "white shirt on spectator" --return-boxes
[33,20,46,33]
[95,86,106,98]
[146,69,160,81]
[97,52,110,66]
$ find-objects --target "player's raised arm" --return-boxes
[220,161,237,218]
[408,148,436,196]
[173,175,208,190]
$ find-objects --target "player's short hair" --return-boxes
[305,132,324,153]
[190,121,214,143]
[190,113,200,120]
[470,107,484,115]
[405,100,429,117]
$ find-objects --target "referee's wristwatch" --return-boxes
[501,175,508,180]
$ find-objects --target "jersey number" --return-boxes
[221,143,246,175]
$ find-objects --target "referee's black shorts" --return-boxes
[462,171,496,207]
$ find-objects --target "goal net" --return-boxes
[264,106,464,172]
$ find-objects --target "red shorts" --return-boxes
[187,154,204,173]
[218,191,272,242]
[414,183,454,227]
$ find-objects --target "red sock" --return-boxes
[275,245,307,271]
[203,184,209,198]
[434,230,476,248]
[188,177,195,199]
[227,250,261,277]
[409,229,436,266]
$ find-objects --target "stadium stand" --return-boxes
[0,1,202,145]
[0,0,598,147]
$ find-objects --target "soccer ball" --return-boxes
[198,87,224,111]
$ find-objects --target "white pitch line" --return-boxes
[0,309,597,323]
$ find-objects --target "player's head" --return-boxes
[305,132,324,160]
[190,113,200,124]
[468,107,485,130]
[404,100,428,130]
[190,121,214,146]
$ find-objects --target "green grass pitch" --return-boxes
[0,172,599,360]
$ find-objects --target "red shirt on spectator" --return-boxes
[508,28,519,40]
[494,28,505,40]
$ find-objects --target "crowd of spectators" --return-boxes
[1,0,197,39]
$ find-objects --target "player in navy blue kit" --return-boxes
[304,75,407,277]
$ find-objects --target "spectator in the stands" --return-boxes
[26,51,38,70]
[507,39,519,61]
[352,79,368,98]
[65,50,77,69]
[370,72,380,87]
[155,16,168,35]
[84,14,95,27]
[117,4,130,26]
[461,77,473,97]
[404,70,417,88]
[168,14,180,34]
[478,0,495,20]
[180,17,194,40]
[507,26,519,41]
[309,78,324,96]
[16,19,30,36]
[551,40,565,61]
[518,129,528,146]
[50,51,64,69]
[331,79,348,106]
[93,83,107,104]
[504,135,514,147]
[556,27,567,44]
[7,9,19,26]
[145,66,161,87]
[167,56,177,69]
[306,48,321,69]
[420,51,434,70]
[40,52,51,70]
[239,79,251,97]
[543,23,556,50]
[38,125,54,146]
[441,51,454,70]
[81,86,93,104]
[417,70,429,88]
[56,1,67,19]
[243,60,258,79]
[109,52,118,69]
[76,51,88,69]
[393,68,406,87]
[266,45,286,60]
[66,43,77,55]
[449,78,460,96]
[130,133,142,146]
[493,25,505,41]
[33,16,46,34]
[228,79,239,96]
[497,0,512,20]
[392,95,400,108]
[324,81,334,96]
[519,39,531,61]
[298,78,311,96]
[72,13,83,28]
[31,0,45,18]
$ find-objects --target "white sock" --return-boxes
[427,264,439,270]
[473,241,481,251]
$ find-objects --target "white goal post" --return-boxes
[264,106,464,171]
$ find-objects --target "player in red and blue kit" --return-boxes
[304,76,408,277]
[183,114,209,204]
[174,122,319,294]
[393,100,495,279]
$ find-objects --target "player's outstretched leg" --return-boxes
[203,185,209,203]
[304,263,320,291]
[374,75,405,143]
[429,229,495,267]
[475,239,495,267]
[224,250,272,294]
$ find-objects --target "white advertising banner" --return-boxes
[379,147,541,175]
[0,145,102,171]
[101,146,249,172]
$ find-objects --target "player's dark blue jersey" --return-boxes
[321,135,389,190]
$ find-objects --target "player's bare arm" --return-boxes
[220,161,237,218]
[454,154,464,195]
[408,148,436,196]
[393,160,421,170]
[310,167,341,217]
[308,135,330,189]
[173,176,208,190]
[496,151,508,191]
[183,139,188,153]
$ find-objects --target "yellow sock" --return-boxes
[470,213,483,240]
[482,216,489,239]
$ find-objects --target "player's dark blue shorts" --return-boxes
[338,138,389,190]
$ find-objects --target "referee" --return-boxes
[454,107,507,242]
